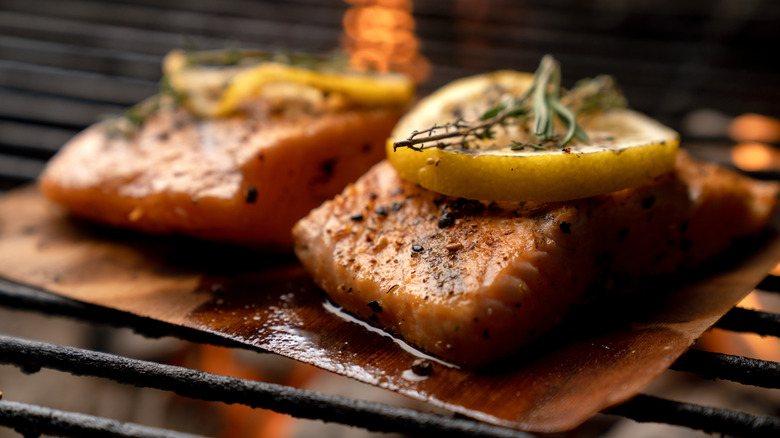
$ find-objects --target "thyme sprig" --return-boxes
[393,55,625,152]
[103,78,185,138]
[103,48,350,138]
[182,47,350,72]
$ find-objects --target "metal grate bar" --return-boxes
[0,334,536,438]
[0,120,77,158]
[0,59,158,106]
[757,276,780,293]
[5,277,780,369]
[0,1,342,54]
[3,0,779,127]
[0,400,208,438]
[0,88,126,129]
[715,306,780,338]
[0,278,253,350]
[607,394,780,438]
[670,348,780,388]
[0,154,47,185]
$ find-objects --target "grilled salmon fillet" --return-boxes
[292,152,779,366]
[39,104,402,250]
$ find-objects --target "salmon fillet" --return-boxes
[292,152,779,366]
[39,104,402,250]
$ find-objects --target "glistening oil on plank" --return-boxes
[0,185,777,433]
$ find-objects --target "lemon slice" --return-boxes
[387,70,679,202]
[213,64,413,117]
[162,49,414,118]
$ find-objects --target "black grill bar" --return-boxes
[0,334,536,438]
[0,400,207,438]
[6,276,780,363]
[714,306,780,338]
[4,277,779,357]
[0,278,249,350]
[0,153,45,186]
[607,394,780,438]
[757,276,780,294]
[2,325,779,437]
[670,348,780,388]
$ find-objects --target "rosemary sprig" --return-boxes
[393,55,625,152]
[103,77,186,138]
[181,47,350,72]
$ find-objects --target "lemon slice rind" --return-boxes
[213,64,414,118]
[387,71,679,202]
[162,50,414,119]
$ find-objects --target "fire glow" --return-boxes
[342,0,430,82]
[698,289,780,363]
[732,142,780,172]
[729,113,780,172]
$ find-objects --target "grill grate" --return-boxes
[1,0,779,437]
[607,394,780,438]
[0,335,539,438]
[2,278,779,437]
[0,400,207,438]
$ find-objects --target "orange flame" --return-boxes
[731,142,780,172]
[171,344,319,438]
[698,290,780,362]
[728,113,780,144]
[728,113,780,172]
[342,0,430,83]
[770,261,780,277]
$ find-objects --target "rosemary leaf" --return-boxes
[573,124,589,143]
[532,55,556,139]
[550,99,587,147]
[392,55,624,153]
[505,107,528,118]
[481,104,506,121]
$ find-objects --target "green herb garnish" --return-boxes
[393,55,626,152]
[103,47,351,138]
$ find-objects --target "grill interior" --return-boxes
[1,1,779,437]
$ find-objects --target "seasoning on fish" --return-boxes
[38,49,414,250]
[292,153,778,366]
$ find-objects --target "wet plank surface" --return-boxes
[1,185,778,433]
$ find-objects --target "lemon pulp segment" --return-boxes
[388,70,679,202]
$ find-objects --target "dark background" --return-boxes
[1,0,779,187]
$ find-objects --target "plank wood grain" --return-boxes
[0,185,777,433]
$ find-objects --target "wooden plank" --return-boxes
[0,185,776,433]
